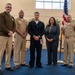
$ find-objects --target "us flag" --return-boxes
[62,0,68,26]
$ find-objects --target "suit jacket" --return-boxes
[45,24,60,41]
[28,20,44,40]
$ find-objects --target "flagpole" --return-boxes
[58,0,68,64]
[57,28,63,64]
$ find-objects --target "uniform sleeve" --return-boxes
[0,14,9,34]
[12,17,16,33]
[53,25,60,40]
[28,21,34,37]
[72,22,75,31]
[39,22,45,38]
[15,19,19,29]
[71,22,75,27]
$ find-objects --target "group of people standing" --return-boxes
[0,3,75,74]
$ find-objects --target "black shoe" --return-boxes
[29,65,33,68]
[5,67,14,71]
[61,64,68,67]
[37,65,43,68]
[0,70,2,74]
[20,64,28,67]
[69,65,74,69]
[46,63,52,65]
[53,63,57,66]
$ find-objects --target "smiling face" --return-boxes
[5,3,12,13]
[50,18,55,25]
[49,17,56,25]
[18,10,24,19]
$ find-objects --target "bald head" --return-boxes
[18,10,24,19]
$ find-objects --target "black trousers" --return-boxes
[29,39,42,67]
[46,40,58,64]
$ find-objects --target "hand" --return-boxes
[47,38,53,42]
[34,36,39,41]
[50,39,53,42]
[8,31,13,37]
[22,34,26,39]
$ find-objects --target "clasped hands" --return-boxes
[47,38,53,42]
[33,36,39,41]
[21,33,27,39]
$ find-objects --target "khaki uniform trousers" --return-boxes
[14,36,26,65]
[63,37,75,66]
[0,36,12,69]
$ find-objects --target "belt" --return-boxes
[65,36,75,39]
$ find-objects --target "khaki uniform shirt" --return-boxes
[15,17,28,38]
[64,22,75,38]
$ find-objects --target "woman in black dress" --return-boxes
[45,17,60,66]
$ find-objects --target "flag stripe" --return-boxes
[62,0,68,26]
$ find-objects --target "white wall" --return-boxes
[0,0,75,25]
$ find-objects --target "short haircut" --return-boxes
[6,3,12,6]
[19,10,24,14]
[34,12,39,15]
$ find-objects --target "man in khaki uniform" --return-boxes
[0,3,16,74]
[14,10,28,69]
[62,15,75,68]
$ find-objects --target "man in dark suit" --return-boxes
[28,12,44,68]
